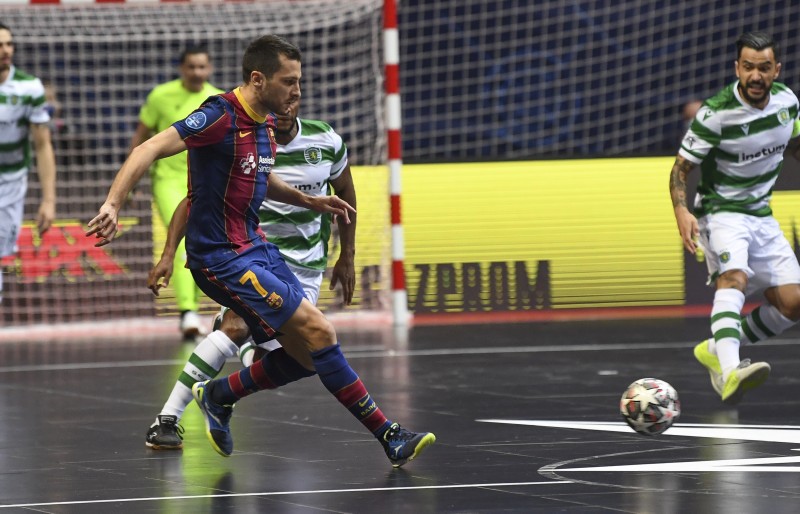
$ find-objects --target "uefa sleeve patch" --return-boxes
[185,112,208,130]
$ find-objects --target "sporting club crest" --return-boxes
[304,146,323,165]
[777,107,791,126]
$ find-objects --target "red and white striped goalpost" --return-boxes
[383,0,410,326]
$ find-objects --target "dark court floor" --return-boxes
[1,315,800,513]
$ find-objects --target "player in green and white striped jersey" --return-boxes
[0,24,57,302]
[145,99,357,449]
[670,32,800,405]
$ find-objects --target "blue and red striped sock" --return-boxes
[209,347,315,405]
[311,343,392,437]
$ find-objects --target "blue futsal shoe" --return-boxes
[192,381,234,457]
[380,422,436,468]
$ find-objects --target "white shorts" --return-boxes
[698,211,800,295]
[0,173,27,258]
[286,262,324,305]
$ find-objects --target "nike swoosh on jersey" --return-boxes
[239,131,252,138]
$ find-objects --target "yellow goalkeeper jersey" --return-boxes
[138,78,223,178]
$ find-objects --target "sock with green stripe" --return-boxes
[707,302,796,351]
[741,303,796,343]
[160,330,237,420]
[710,288,745,381]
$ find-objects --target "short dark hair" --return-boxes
[242,35,301,83]
[179,47,210,65]
[736,31,779,62]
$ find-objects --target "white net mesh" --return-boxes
[0,1,386,325]
[3,0,800,326]
[399,0,800,159]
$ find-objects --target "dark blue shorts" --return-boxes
[191,242,305,342]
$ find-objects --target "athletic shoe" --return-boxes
[693,339,723,396]
[722,359,771,405]
[380,422,436,468]
[180,310,207,340]
[192,381,235,457]
[145,414,184,450]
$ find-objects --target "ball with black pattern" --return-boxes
[620,378,680,436]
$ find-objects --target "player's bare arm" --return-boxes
[127,121,154,156]
[329,164,357,304]
[87,127,187,245]
[148,196,190,295]
[30,122,56,235]
[267,172,356,223]
[669,154,699,254]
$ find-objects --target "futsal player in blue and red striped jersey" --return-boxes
[87,35,434,467]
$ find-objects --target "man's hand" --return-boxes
[85,202,120,247]
[674,206,699,254]
[330,253,355,305]
[309,195,356,224]
[147,256,174,296]
[36,199,55,235]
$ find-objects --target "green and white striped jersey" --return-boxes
[260,118,348,271]
[0,66,49,183]
[679,80,799,217]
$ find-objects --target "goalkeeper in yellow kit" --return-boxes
[129,48,223,339]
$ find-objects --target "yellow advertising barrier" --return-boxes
[150,158,800,315]
[401,158,684,312]
[400,158,800,313]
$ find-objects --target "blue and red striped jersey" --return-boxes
[172,88,278,268]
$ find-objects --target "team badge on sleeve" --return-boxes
[185,112,208,129]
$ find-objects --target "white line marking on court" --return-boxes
[479,420,800,444]
[0,481,572,509]
[559,455,800,473]
[0,337,787,374]
[0,337,795,373]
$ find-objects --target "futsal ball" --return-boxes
[619,378,680,436]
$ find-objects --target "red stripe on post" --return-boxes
[30,0,60,4]
[387,130,402,160]
[385,65,399,94]
[392,260,406,290]
[390,194,401,224]
[383,0,397,29]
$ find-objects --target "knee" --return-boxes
[293,309,336,352]
[221,310,250,345]
[779,295,800,321]
[305,314,337,351]
[717,270,747,292]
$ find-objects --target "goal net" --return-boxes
[0,0,389,326]
[4,0,799,327]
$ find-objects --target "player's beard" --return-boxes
[275,117,297,137]
[740,80,769,106]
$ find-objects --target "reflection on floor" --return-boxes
[1,316,799,512]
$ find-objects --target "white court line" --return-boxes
[0,338,795,373]
[0,481,572,509]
